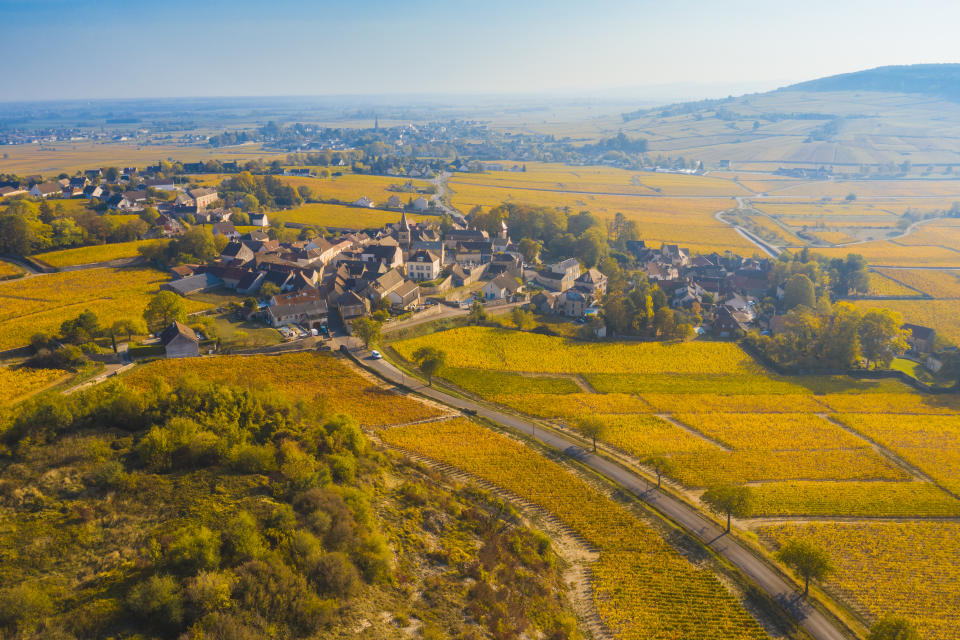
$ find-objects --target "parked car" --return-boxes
[370,350,383,360]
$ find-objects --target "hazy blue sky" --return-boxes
[2,0,959,102]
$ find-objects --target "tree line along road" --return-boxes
[347,341,853,640]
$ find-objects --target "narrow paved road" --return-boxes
[351,344,851,640]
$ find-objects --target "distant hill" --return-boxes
[781,64,960,101]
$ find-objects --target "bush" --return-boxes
[183,612,260,640]
[327,453,356,484]
[0,582,54,635]
[221,512,265,564]
[168,525,222,574]
[230,443,277,474]
[184,570,235,616]
[234,556,334,634]
[312,551,361,598]
[126,574,184,631]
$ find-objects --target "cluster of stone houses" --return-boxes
[163,211,525,333]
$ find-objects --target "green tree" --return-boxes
[511,307,535,330]
[411,346,446,386]
[0,214,34,255]
[60,309,100,344]
[641,454,674,489]
[352,316,382,349]
[652,306,675,337]
[259,282,281,299]
[143,291,187,333]
[518,238,542,264]
[775,538,834,597]
[867,615,920,640]
[701,484,752,533]
[467,299,488,325]
[783,273,816,311]
[859,308,907,368]
[577,417,607,452]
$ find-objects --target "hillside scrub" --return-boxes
[0,377,579,639]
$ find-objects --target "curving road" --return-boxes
[349,343,852,640]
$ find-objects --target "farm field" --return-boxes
[0,260,24,279]
[273,202,421,229]
[807,230,857,245]
[872,268,960,298]
[770,179,960,199]
[380,418,772,640]
[748,480,960,517]
[813,241,960,267]
[193,171,430,205]
[896,222,960,250]
[446,181,754,254]
[388,323,960,635]
[29,239,168,268]
[853,298,960,343]
[122,352,444,427]
[455,162,749,196]
[0,366,70,407]
[0,141,282,175]
[0,267,209,351]
[865,271,921,297]
[834,414,960,494]
[758,522,960,640]
[393,326,765,375]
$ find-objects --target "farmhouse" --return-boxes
[189,187,219,211]
[160,322,200,358]
[353,196,375,208]
[29,182,63,198]
[903,323,936,353]
[406,249,441,281]
[267,287,328,328]
[482,273,522,301]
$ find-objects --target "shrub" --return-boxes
[126,574,184,631]
[234,556,334,634]
[327,453,356,484]
[230,443,277,474]
[183,612,260,640]
[221,511,266,564]
[184,570,235,616]
[353,532,392,583]
[0,582,54,635]
[284,530,324,574]
[168,525,222,574]
[312,552,361,599]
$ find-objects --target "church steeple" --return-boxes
[398,210,411,247]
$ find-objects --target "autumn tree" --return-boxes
[467,299,488,325]
[577,417,607,453]
[641,454,674,489]
[701,484,752,533]
[867,615,919,640]
[775,538,834,597]
[511,307,535,330]
[858,308,907,368]
[411,346,446,386]
[782,273,815,311]
[143,291,187,333]
[352,317,382,349]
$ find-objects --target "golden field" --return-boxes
[0,366,70,407]
[454,162,749,197]
[853,299,960,343]
[0,260,24,279]
[0,142,282,176]
[393,327,764,375]
[30,239,168,268]
[381,418,770,640]
[0,267,209,350]
[759,522,960,640]
[122,352,444,427]
[872,268,960,298]
[273,202,420,229]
